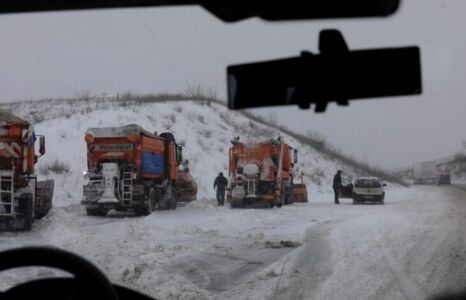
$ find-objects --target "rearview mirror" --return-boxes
[202,0,400,22]
[0,1,400,21]
[228,30,422,112]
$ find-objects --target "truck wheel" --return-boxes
[34,207,48,219]
[284,195,292,205]
[166,186,178,210]
[134,202,151,216]
[230,200,244,208]
[170,198,178,210]
[148,188,158,212]
[19,197,34,231]
[86,208,108,216]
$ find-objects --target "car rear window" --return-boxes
[355,179,380,188]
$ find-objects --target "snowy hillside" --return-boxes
[3,98,365,206]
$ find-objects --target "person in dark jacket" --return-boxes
[333,170,342,204]
[214,172,228,206]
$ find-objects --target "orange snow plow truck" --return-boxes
[82,124,196,216]
[227,137,305,208]
[0,109,54,231]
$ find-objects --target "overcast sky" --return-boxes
[0,0,465,170]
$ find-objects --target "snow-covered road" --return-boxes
[2,185,466,300]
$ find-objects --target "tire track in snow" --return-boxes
[376,234,423,300]
[271,222,334,300]
[371,186,466,300]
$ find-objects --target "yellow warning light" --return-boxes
[128,132,139,143]
[84,134,94,144]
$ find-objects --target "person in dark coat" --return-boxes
[214,172,228,206]
[333,170,342,204]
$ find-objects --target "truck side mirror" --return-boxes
[176,145,183,165]
[293,149,298,164]
[39,136,46,156]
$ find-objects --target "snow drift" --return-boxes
[3,98,365,207]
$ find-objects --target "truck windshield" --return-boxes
[1,2,466,300]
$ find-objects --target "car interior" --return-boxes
[0,1,463,299]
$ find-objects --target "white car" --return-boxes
[352,177,386,205]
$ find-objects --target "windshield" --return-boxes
[355,179,381,188]
[1,2,466,300]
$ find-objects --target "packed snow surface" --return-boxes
[2,186,466,299]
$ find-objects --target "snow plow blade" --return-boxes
[176,170,197,202]
[292,184,308,202]
[35,180,54,219]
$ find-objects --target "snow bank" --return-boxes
[28,100,362,207]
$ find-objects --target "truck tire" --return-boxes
[169,190,178,210]
[18,197,33,231]
[134,187,157,216]
[148,188,157,212]
[34,206,49,219]
[276,199,283,208]
[86,208,108,216]
[230,200,243,208]
[134,202,151,216]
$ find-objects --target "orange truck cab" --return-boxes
[0,109,54,231]
[82,124,183,216]
[227,136,298,208]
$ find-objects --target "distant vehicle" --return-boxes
[0,109,54,231]
[437,173,451,185]
[413,161,438,184]
[81,124,186,216]
[352,177,386,205]
[340,176,354,198]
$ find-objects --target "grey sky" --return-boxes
[0,0,465,169]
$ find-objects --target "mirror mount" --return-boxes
[37,135,46,157]
[175,145,183,165]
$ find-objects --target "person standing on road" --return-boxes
[214,172,228,206]
[333,170,342,204]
